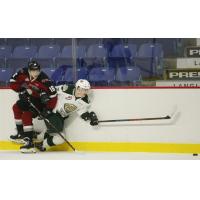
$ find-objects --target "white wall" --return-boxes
[1,88,200,144]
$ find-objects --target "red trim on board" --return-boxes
[92,86,200,89]
[0,86,10,89]
[1,86,200,90]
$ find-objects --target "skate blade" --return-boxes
[10,138,26,144]
[20,148,37,153]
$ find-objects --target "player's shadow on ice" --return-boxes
[100,112,181,127]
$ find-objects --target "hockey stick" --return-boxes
[28,100,76,152]
[99,115,171,123]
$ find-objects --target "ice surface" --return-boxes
[0,151,199,160]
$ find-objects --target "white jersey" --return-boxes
[53,85,90,118]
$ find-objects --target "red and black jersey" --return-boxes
[10,68,57,110]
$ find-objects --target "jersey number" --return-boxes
[49,86,56,93]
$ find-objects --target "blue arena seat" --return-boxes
[55,38,72,49]
[59,45,86,58]
[6,58,29,71]
[30,38,55,49]
[55,58,73,68]
[100,67,115,85]
[78,38,103,46]
[109,44,134,67]
[136,43,164,77]
[134,58,155,78]
[0,59,5,68]
[6,38,30,49]
[60,46,72,58]
[77,67,88,80]
[0,68,14,85]
[0,45,12,58]
[51,65,69,84]
[0,39,6,46]
[42,67,56,78]
[86,44,107,66]
[116,66,142,85]
[138,43,163,58]
[55,45,86,68]
[110,44,132,58]
[37,45,60,59]
[33,58,55,68]
[61,67,88,84]
[88,67,115,85]
[87,44,107,58]
[88,67,105,85]
[127,38,153,47]
[12,46,37,59]
[125,44,137,58]
[51,65,87,84]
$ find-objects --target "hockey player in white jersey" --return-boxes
[35,79,98,151]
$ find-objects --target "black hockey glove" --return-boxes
[89,111,99,126]
[41,108,52,118]
[40,92,50,104]
[18,88,29,102]
[81,112,90,121]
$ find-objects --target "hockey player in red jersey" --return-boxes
[9,61,57,153]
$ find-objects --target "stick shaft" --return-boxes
[99,116,170,123]
[29,101,76,151]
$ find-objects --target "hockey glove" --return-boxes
[89,111,99,126]
[19,88,30,102]
[40,92,50,104]
[41,108,52,118]
[81,112,90,121]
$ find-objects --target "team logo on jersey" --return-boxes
[64,103,77,113]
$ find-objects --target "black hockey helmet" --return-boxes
[28,61,41,71]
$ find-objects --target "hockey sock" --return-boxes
[16,124,24,134]
[23,126,34,140]
[43,134,65,148]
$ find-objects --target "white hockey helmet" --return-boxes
[75,79,91,90]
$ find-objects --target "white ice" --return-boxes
[0,151,199,160]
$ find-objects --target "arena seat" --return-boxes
[37,45,60,59]
[76,67,88,80]
[6,58,29,71]
[155,38,180,57]
[88,66,105,85]
[0,59,5,68]
[55,38,72,49]
[30,38,55,49]
[59,45,86,58]
[138,43,163,58]
[42,67,56,78]
[0,39,6,46]
[116,66,142,85]
[89,66,115,85]
[33,58,55,68]
[6,38,30,49]
[87,44,107,58]
[12,46,37,59]
[86,44,107,66]
[0,68,14,85]
[0,45,12,58]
